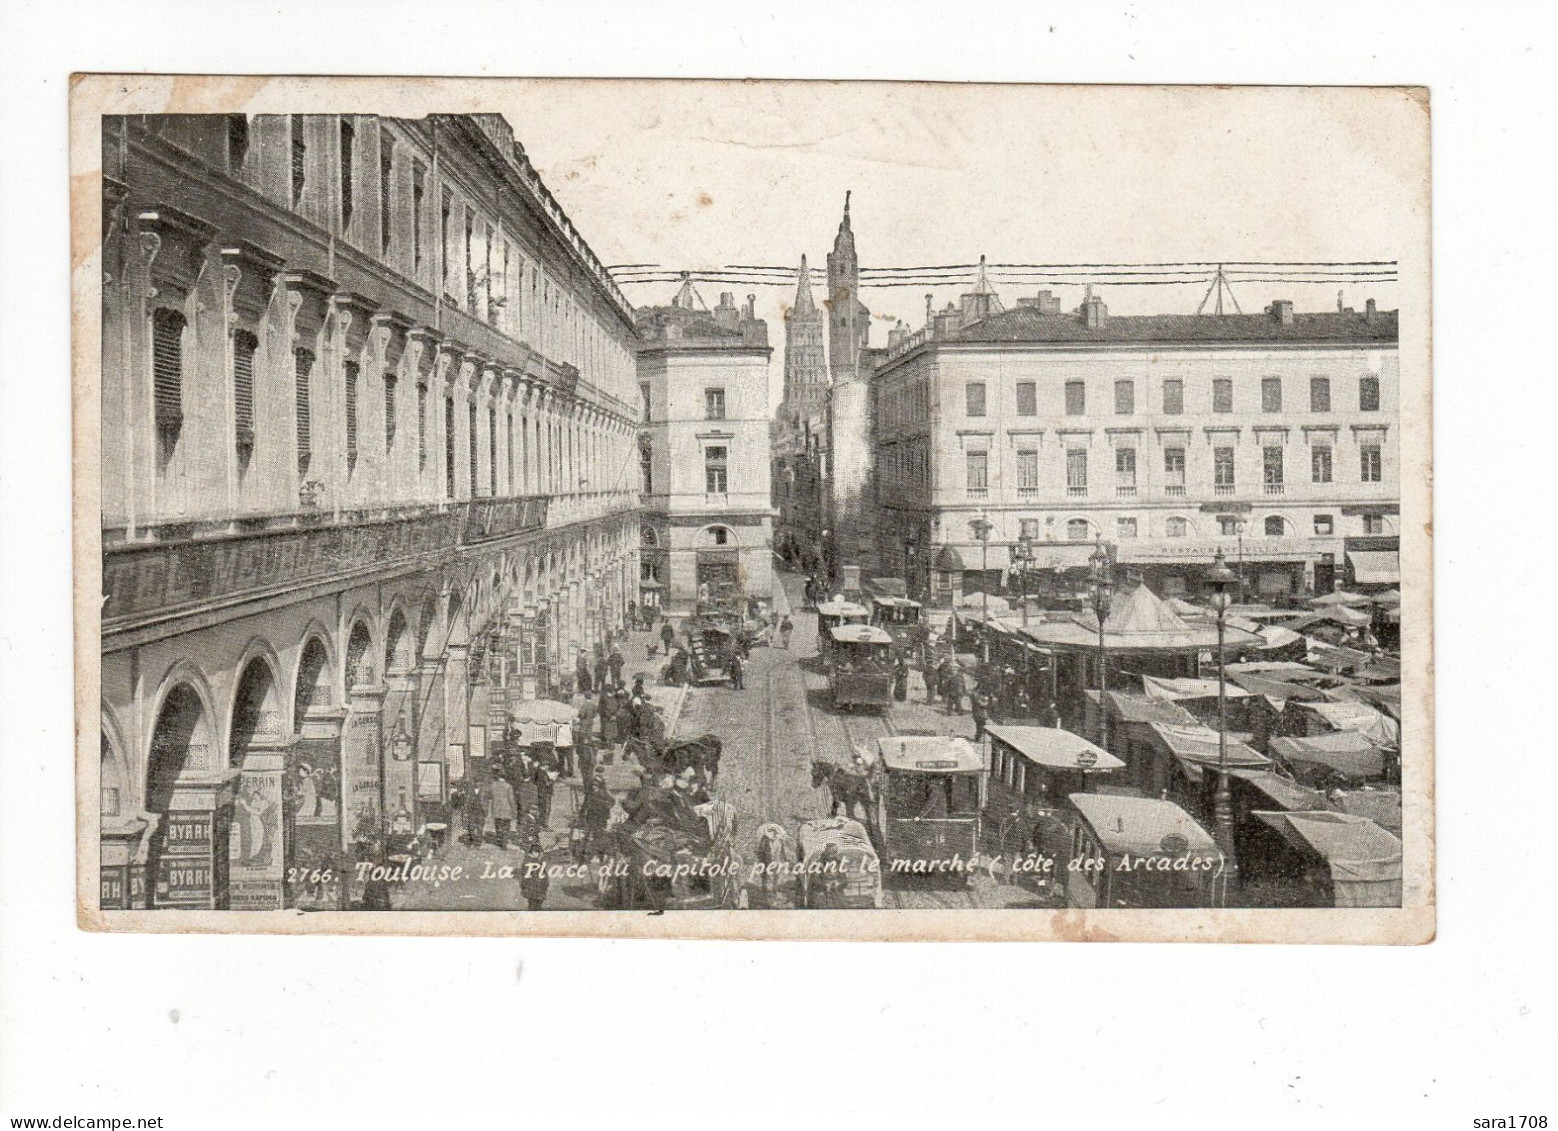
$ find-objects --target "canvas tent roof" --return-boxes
[1230,769,1327,812]
[1104,692,1199,726]
[1252,810,1402,907]
[1146,722,1270,774]
[1347,551,1401,585]
[1311,589,1372,607]
[1270,730,1387,781]
[1023,582,1260,652]
[1298,700,1400,748]
[987,726,1125,772]
[1142,674,1253,701]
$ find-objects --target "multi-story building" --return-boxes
[871,288,1400,606]
[772,256,829,573]
[636,282,774,614]
[98,113,642,911]
[824,193,876,584]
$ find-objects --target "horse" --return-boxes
[631,733,723,784]
[811,760,874,820]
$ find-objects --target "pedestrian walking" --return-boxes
[594,654,609,695]
[580,771,613,858]
[600,690,619,763]
[780,615,794,650]
[608,645,625,689]
[971,690,989,743]
[660,620,675,655]
[555,718,575,778]
[575,651,593,698]
[519,844,550,911]
[576,733,597,786]
[1043,701,1062,729]
[461,778,489,847]
[533,759,556,828]
[729,650,745,690]
[893,656,909,702]
[489,774,517,846]
[577,694,598,744]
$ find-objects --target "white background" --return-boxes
[2,0,1554,1119]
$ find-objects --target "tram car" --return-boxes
[816,599,870,663]
[873,735,988,884]
[863,578,925,659]
[826,624,895,711]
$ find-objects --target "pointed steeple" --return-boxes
[971,254,995,295]
[832,190,856,258]
[791,254,817,316]
[671,271,702,311]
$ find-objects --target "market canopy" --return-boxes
[1227,671,1328,704]
[1311,589,1372,607]
[1253,810,1402,907]
[1146,721,1270,774]
[1230,768,1327,812]
[1347,551,1401,586]
[1142,674,1253,702]
[1270,730,1388,781]
[955,592,1011,614]
[1022,582,1261,653]
[830,624,893,645]
[1369,588,1402,606]
[1297,700,1400,748]
[1101,692,1199,727]
[987,725,1125,772]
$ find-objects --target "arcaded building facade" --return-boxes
[98,113,641,910]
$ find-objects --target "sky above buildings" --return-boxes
[495,83,1420,409]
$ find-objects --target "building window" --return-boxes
[1362,514,1385,535]
[467,403,478,495]
[1019,518,1041,540]
[227,114,249,171]
[489,407,498,497]
[411,161,426,271]
[1314,514,1334,535]
[1264,515,1285,536]
[1212,378,1233,413]
[344,361,360,471]
[705,445,729,495]
[1310,376,1331,413]
[1165,516,1188,538]
[1115,448,1136,492]
[705,387,726,421]
[444,396,455,498]
[464,212,476,311]
[1163,379,1184,415]
[1360,444,1383,482]
[1164,446,1186,494]
[1064,380,1085,416]
[1263,446,1284,490]
[231,328,258,454]
[294,346,315,473]
[712,526,730,546]
[1016,449,1039,491]
[416,382,428,470]
[1066,519,1089,541]
[1311,445,1332,483]
[379,133,394,254]
[1114,380,1135,415]
[1260,377,1282,413]
[384,372,397,451]
[965,382,986,417]
[1117,517,1138,539]
[506,413,514,489]
[339,118,355,231]
[1359,376,1381,412]
[1015,381,1036,416]
[640,443,653,495]
[1217,515,1240,536]
[1065,449,1087,495]
[640,382,651,422]
[290,115,306,207]
[965,450,988,495]
[151,307,186,458]
[1213,446,1235,490]
[440,196,452,293]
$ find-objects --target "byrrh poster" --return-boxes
[72,77,1431,942]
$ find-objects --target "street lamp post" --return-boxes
[1234,518,1247,606]
[1206,547,1240,886]
[1012,534,1035,628]
[971,512,994,662]
[1088,537,1113,751]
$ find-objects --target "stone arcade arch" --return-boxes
[227,652,288,909]
[144,679,222,909]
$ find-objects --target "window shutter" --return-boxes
[232,329,258,449]
[468,403,478,494]
[290,116,306,207]
[294,347,314,470]
[339,119,355,230]
[344,361,360,468]
[417,382,428,468]
[152,308,186,435]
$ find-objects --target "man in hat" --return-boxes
[519,842,550,911]
[575,650,593,698]
[729,648,745,690]
[608,644,625,690]
[970,688,990,743]
[579,768,614,858]
[488,772,517,847]
[780,615,794,650]
[660,619,676,656]
[461,775,489,847]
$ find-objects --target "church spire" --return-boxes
[791,255,817,316]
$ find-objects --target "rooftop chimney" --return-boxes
[1082,296,1107,328]
[1269,299,1296,326]
[1365,298,1377,321]
[1017,289,1063,314]
[925,293,934,329]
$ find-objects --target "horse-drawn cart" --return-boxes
[601,794,742,911]
[795,816,882,909]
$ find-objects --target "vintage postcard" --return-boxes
[73,77,1431,941]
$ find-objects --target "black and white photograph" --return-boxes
[77,78,1430,939]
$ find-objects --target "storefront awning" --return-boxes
[1346,551,1400,585]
